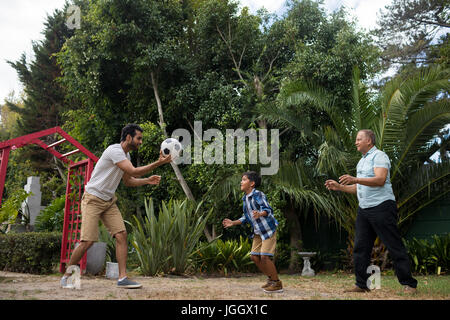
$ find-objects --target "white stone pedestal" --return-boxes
[22,176,45,226]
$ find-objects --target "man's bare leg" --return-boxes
[63,241,93,277]
[115,231,128,279]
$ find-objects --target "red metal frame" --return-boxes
[0,127,98,274]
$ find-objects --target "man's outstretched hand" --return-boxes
[158,150,172,165]
[147,175,161,185]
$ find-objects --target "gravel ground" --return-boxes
[1,271,446,300]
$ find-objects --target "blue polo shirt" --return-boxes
[356,146,396,209]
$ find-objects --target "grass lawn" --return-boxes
[294,271,450,299]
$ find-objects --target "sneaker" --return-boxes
[403,286,417,294]
[263,280,283,293]
[60,275,70,288]
[117,277,142,289]
[261,278,272,289]
[343,286,371,293]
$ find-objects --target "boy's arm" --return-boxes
[222,218,242,228]
[223,214,247,228]
[252,210,268,219]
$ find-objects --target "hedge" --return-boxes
[0,232,62,274]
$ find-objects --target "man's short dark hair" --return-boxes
[359,129,376,146]
[121,124,143,142]
[242,171,261,188]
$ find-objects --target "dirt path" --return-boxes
[0,271,444,300]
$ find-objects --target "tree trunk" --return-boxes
[150,71,214,242]
[284,198,302,273]
[150,71,195,201]
[52,155,67,184]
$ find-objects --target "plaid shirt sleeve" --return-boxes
[253,191,273,217]
[238,214,248,224]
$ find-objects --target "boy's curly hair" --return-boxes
[242,171,261,188]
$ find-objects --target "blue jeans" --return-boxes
[353,200,417,289]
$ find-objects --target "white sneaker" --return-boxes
[60,275,72,289]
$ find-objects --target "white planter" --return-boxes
[86,242,107,275]
[74,242,107,275]
[106,262,119,279]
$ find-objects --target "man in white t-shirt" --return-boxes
[61,124,171,289]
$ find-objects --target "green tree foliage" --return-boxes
[34,196,65,232]
[8,0,447,273]
[0,189,31,227]
[57,0,186,147]
[279,66,450,241]
[284,1,381,117]
[7,7,77,171]
[374,0,450,68]
[0,92,23,141]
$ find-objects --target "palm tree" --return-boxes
[270,158,342,271]
[275,65,450,248]
[207,157,340,273]
[209,66,449,270]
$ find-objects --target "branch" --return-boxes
[262,49,280,83]
[216,24,246,84]
[412,17,450,28]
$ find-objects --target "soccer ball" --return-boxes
[161,138,183,161]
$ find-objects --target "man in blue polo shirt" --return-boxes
[325,129,417,293]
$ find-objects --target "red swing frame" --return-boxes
[0,127,98,273]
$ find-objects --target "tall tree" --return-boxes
[279,66,450,249]
[57,0,213,235]
[374,0,450,68]
[6,6,77,173]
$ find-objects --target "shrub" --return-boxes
[404,233,450,275]
[99,224,117,262]
[128,198,212,276]
[0,189,31,229]
[273,242,291,271]
[34,196,65,232]
[193,236,256,274]
[0,232,62,274]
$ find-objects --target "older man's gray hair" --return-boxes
[359,129,376,146]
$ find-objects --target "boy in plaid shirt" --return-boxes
[223,171,282,293]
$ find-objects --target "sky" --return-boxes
[0,0,394,104]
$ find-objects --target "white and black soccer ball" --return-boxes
[160,138,183,161]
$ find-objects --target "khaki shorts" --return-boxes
[80,192,126,241]
[251,231,277,257]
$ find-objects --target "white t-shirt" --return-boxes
[85,144,130,200]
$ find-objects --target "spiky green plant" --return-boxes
[127,197,212,276]
[193,236,255,274]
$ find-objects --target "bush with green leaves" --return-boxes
[34,196,65,232]
[192,236,256,274]
[404,233,450,275]
[128,197,212,276]
[98,224,117,262]
[0,189,31,230]
[0,232,62,274]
